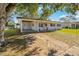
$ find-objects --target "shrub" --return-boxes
[4,29,20,37]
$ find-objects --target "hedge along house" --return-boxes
[18,18,62,32]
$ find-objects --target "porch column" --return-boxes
[55,24,57,30]
[75,24,76,28]
[70,23,72,28]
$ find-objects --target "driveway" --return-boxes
[1,33,79,56]
[33,33,79,56]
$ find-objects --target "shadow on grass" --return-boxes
[24,47,39,56]
[0,35,37,55]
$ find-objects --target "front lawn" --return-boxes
[44,29,79,47]
[57,29,79,35]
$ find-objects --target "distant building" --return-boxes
[62,22,79,29]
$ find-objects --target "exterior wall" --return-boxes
[31,22,39,32]
[62,22,79,28]
[19,19,63,32]
[39,23,62,31]
[56,24,63,29]
[22,22,32,30]
[62,23,71,28]
[39,23,47,31]
[47,24,56,30]
[70,22,79,28]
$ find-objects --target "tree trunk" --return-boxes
[0,4,8,47]
[0,3,16,47]
[0,17,6,47]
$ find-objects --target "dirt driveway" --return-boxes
[0,33,79,56]
[33,33,79,56]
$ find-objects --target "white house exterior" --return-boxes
[18,18,63,32]
[62,22,79,28]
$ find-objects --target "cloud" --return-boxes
[59,15,67,19]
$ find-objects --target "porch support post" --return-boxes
[75,24,76,28]
[55,24,57,30]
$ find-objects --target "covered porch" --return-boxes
[71,22,79,29]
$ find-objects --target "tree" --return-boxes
[15,3,79,20]
[15,3,39,19]
[0,3,79,47]
[6,20,15,29]
[40,3,79,20]
[0,4,16,46]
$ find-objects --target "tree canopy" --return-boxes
[13,3,79,20]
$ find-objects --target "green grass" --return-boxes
[4,29,19,37]
[44,29,79,47]
[57,29,79,35]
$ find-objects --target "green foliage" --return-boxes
[16,3,38,18]
[4,29,19,37]
[40,4,53,20]
[6,20,15,27]
[15,3,79,20]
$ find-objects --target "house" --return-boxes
[62,22,79,29]
[18,18,62,32]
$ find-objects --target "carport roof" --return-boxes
[18,18,61,24]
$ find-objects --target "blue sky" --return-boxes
[12,11,71,23]
[12,7,79,23]
[48,10,69,21]
[38,6,69,21]
[11,4,79,23]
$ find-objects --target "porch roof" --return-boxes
[63,22,79,24]
[20,19,61,24]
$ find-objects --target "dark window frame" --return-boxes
[50,24,55,26]
[57,24,61,27]
[39,23,43,27]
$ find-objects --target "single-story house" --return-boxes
[62,22,79,29]
[18,18,62,32]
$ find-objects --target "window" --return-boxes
[50,24,55,26]
[32,24,34,26]
[57,24,61,27]
[39,23,43,27]
[45,24,47,26]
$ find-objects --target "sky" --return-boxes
[12,6,79,23]
[48,10,69,21]
[13,11,68,22]
[38,6,69,21]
